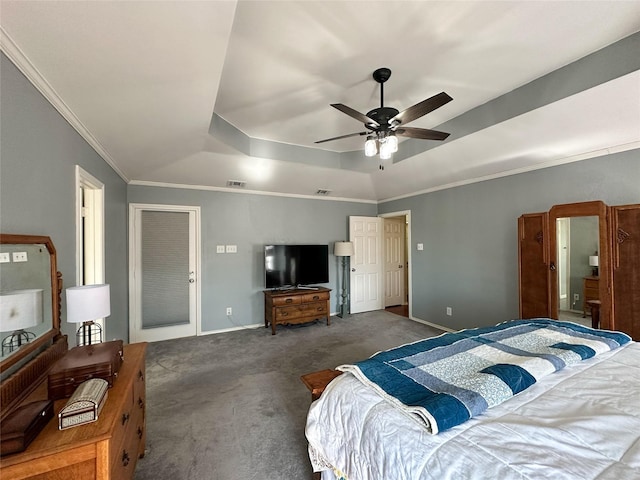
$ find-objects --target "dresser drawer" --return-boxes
[301,291,330,303]
[271,295,302,306]
[300,301,328,316]
[109,389,135,468]
[275,305,304,321]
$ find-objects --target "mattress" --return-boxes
[305,341,640,479]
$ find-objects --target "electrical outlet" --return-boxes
[12,251,27,262]
[0,252,10,263]
[446,307,452,316]
[216,245,225,253]
[573,293,580,301]
[226,245,237,253]
[226,307,232,316]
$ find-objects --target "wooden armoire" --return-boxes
[518,201,640,340]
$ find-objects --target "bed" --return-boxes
[304,319,640,480]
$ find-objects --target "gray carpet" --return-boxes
[133,311,444,480]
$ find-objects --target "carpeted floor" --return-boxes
[133,311,444,480]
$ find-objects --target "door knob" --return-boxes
[399,265,403,268]
[351,268,356,272]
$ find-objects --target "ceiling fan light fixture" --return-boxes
[386,133,398,153]
[364,136,377,157]
[379,141,393,160]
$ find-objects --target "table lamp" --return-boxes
[66,284,110,346]
[0,289,43,355]
[589,255,599,277]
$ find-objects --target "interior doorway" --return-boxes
[348,212,411,318]
[75,166,105,335]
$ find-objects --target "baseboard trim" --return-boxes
[409,316,456,333]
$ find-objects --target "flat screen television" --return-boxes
[264,244,329,289]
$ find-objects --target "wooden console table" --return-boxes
[0,343,147,480]
[263,287,331,335]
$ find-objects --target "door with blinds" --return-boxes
[129,204,200,343]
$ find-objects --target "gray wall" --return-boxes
[127,186,376,332]
[0,53,129,343]
[379,151,640,331]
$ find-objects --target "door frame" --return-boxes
[128,203,202,343]
[379,210,412,318]
[75,166,105,332]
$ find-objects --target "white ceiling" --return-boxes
[1,1,639,202]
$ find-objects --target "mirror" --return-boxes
[0,234,61,377]
[555,216,599,320]
[549,201,610,329]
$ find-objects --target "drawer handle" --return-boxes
[285,298,293,303]
[317,307,323,312]
[122,412,130,425]
[282,312,288,317]
[138,370,144,381]
[137,426,144,439]
[122,450,130,467]
[138,397,145,409]
[312,295,320,300]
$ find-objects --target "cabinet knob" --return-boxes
[137,426,144,439]
[550,261,556,271]
[138,370,144,381]
[122,412,130,425]
[138,397,145,409]
[122,450,130,466]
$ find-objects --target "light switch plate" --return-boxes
[226,245,237,253]
[216,245,225,254]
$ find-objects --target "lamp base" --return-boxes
[76,321,103,346]
[2,330,36,356]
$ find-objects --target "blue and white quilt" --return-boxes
[337,319,631,434]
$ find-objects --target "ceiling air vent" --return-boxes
[226,180,246,188]
[316,189,331,196]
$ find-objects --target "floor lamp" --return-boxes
[334,241,354,318]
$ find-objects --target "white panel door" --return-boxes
[384,218,405,307]
[349,216,383,314]
[129,204,201,343]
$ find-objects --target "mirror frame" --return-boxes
[0,234,61,373]
[0,234,68,421]
[548,201,611,329]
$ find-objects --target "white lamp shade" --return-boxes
[334,241,354,257]
[66,284,111,324]
[0,289,43,331]
[589,255,599,267]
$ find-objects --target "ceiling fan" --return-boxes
[316,68,452,165]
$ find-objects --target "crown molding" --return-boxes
[0,26,129,183]
[128,180,378,204]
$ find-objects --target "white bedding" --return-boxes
[305,341,640,480]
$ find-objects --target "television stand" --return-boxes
[263,287,331,335]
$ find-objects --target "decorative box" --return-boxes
[0,400,54,456]
[48,340,123,400]
[58,378,109,430]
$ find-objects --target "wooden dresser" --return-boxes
[583,276,599,317]
[264,287,331,335]
[0,342,147,480]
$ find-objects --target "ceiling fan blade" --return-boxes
[331,104,380,127]
[391,92,453,125]
[395,127,450,141]
[315,131,370,144]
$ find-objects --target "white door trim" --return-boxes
[128,203,202,343]
[379,210,412,318]
[75,166,105,333]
